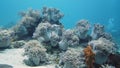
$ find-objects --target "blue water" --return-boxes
[0,0,119,28]
[0,0,120,44]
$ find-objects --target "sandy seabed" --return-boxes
[0,48,55,68]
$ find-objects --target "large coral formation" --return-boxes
[33,22,63,48]
[88,37,116,64]
[23,40,47,66]
[83,45,95,68]
[12,9,41,40]
[11,7,64,40]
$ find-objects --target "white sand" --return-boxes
[0,48,55,68]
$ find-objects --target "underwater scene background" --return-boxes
[0,0,120,68]
[0,0,120,44]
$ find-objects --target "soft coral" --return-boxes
[83,45,95,68]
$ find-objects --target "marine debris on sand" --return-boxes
[0,7,120,68]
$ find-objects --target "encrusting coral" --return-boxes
[83,45,95,68]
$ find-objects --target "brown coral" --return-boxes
[83,45,95,68]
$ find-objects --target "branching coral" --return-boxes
[23,40,47,66]
[60,48,86,68]
[83,45,95,68]
[88,37,116,64]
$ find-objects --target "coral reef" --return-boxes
[23,40,47,66]
[59,48,86,68]
[88,37,116,64]
[83,45,95,68]
[0,7,119,68]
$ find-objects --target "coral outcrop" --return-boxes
[91,23,112,41]
[59,48,86,68]
[59,29,79,50]
[12,9,41,40]
[23,40,47,66]
[41,7,64,24]
[33,22,63,47]
[88,37,116,64]
[75,19,90,39]
[11,7,64,40]
[0,29,13,48]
